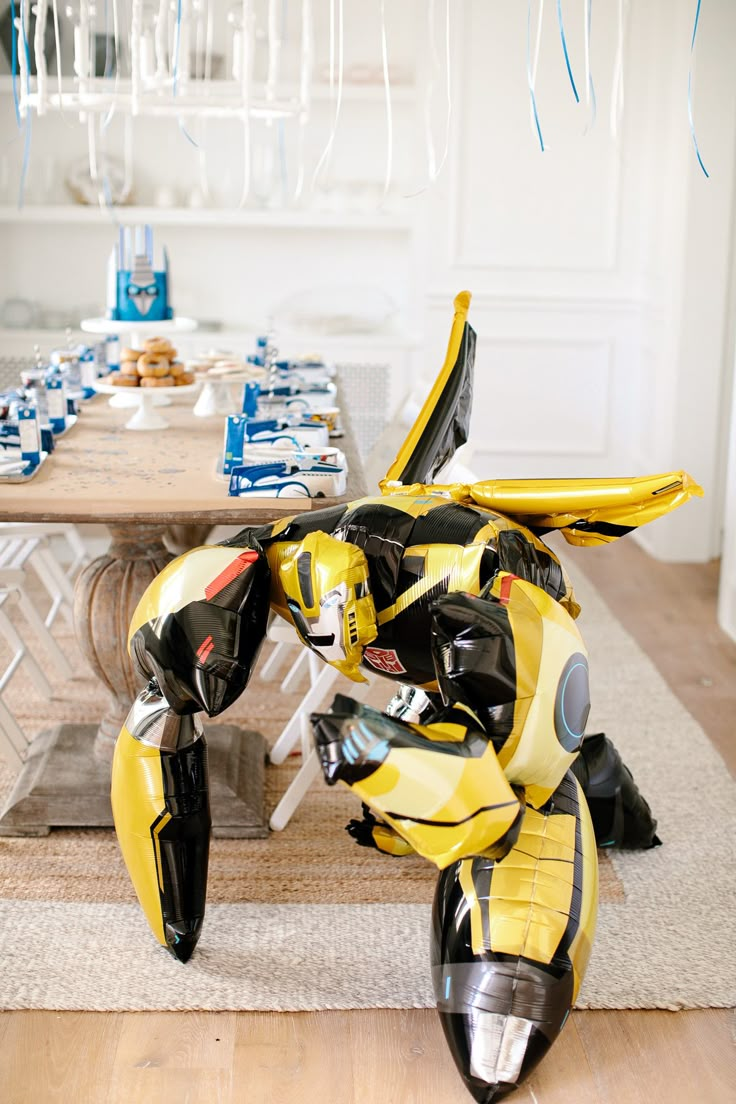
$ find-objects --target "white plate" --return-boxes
[94,380,199,397]
[80,316,198,336]
[0,450,49,482]
[50,413,79,437]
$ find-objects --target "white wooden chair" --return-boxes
[0,534,75,679]
[265,375,477,832]
[268,662,376,831]
[0,522,89,621]
[0,585,54,768]
[265,370,410,831]
[259,613,322,693]
[261,612,334,831]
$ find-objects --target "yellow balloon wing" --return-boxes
[466,471,704,545]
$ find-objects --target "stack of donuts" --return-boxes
[110,337,196,388]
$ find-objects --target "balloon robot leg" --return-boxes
[572,730,660,849]
[111,692,211,963]
[431,771,598,1103]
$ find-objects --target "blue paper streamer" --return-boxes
[278,119,288,200]
[585,0,596,129]
[98,0,118,218]
[173,0,199,148]
[527,1,544,151]
[556,0,579,103]
[173,0,183,96]
[103,0,114,79]
[10,0,20,128]
[688,0,709,178]
[17,3,32,209]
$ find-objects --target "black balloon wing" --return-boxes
[382,291,475,488]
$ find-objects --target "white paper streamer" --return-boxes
[528,0,545,149]
[237,0,252,207]
[379,0,393,204]
[155,0,169,79]
[405,0,452,197]
[609,0,627,138]
[293,0,313,202]
[33,0,48,114]
[312,0,344,191]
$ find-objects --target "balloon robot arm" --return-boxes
[111,539,271,962]
[312,571,594,869]
[312,691,525,869]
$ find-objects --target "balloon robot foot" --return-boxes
[164,918,204,963]
[439,1004,562,1103]
[467,1081,517,1103]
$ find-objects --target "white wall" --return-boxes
[718,351,736,639]
[632,0,736,563]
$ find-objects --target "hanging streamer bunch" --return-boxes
[11,1,315,210]
[8,1,711,209]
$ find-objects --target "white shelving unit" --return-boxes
[0,204,416,231]
[0,75,416,104]
[0,23,425,378]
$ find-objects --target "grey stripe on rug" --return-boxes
[0,569,734,1012]
[0,893,733,1012]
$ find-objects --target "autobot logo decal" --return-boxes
[196,635,215,663]
[363,647,406,675]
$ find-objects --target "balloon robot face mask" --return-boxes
[111,291,703,1102]
[279,531,377,680]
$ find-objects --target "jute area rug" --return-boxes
[0,568,734,1013]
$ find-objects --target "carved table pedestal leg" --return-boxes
[0,522,267,838]
[76,523,174,759]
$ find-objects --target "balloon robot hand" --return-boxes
[127,541,272,717]
[311,695,525,869]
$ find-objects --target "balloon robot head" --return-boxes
[127,543,271,716]
[279,531,378,682]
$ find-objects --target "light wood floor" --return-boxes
[1,539,734,1104]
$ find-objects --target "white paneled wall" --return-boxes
[420,0,736,568]
[421,0,648,484]
[423,295,642,479]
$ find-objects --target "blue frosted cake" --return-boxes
[107,225,173,323]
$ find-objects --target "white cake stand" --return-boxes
[94,381,200,430]
[192,370,261,417]
[80,317,198,408]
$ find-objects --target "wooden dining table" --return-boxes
[0,387,367,837]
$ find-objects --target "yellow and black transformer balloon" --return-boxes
[111,290,702,1100]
